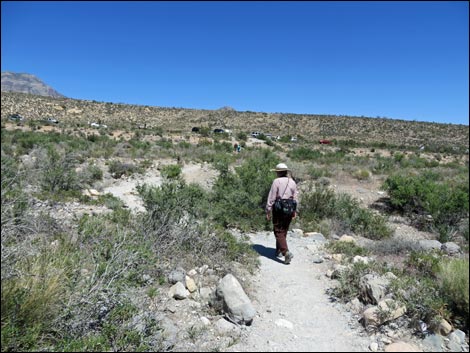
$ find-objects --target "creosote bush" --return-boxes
[382,174,469,241]
[300,182,392,239]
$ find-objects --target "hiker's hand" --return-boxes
[266,213,271,221]
[292,211,297,220]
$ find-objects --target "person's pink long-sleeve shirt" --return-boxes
[266,177,298,213]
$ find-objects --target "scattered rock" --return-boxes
[168,282,189,300]
[168,267,186,284]
[441,242,461,256]
[339,234,357,244]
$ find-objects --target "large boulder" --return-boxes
[216,274,256,325]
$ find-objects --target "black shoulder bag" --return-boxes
[273,178,297,217]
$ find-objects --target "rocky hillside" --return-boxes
[1,72,65,98]
[1,91,468,150]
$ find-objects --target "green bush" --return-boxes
[391,275,448,325]
[160,164,182,179]
[289,147,323,161]
[1,241,75,351]
[352,169,370,180]
[108,160,137,178]
[325,241,369,257]
[39,148,80,193]
[136,179,256,269]
[79,163,103,186]
[155,139,173,149]
[382,174,469,239]
[1,155,29,222]
[438,258,469,327]
[330,262,376,301]
[236,131,248,141]
[211,149,279,230]
[300,182,392,239]
[406,251,442,277]
[308,166,332,180]
[299,182,336,224]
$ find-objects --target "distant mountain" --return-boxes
[1,72,65,98]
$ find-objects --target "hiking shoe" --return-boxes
[275,250,283,258]
[284,251,294,264]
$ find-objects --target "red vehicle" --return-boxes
[319,139,332,145]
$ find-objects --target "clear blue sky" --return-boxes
[2,1,469,125]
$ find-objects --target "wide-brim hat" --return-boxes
[271,163,289,172]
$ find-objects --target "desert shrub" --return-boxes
[308,166,332,180]
[371,156,395,174]
[462,219,469,242]
[37,147,80,193]
[335,193,392,239]
[160,164,182,179]
[99,193,126,211]
[236,131,248,141]
[155,139,173,149]
[329,262,378,301]
[213,141,233,153]
[178,141,192,149]
[300,182,392,239]
[389,252,469,329]
[437,258,469,327]
[128,138,151,151]
[299,182,336,224]
[216,230,257,264]
[289,147,323,161]
[382,174,469,240]
[210,149,279,231]
[326,241,369,257]
[391,275,449,326]
[406,251,442,277]
[1,155,29,223]
[79,163,103,186]
[108,160,138,178]
[365,236,418,255]
[136,180,256,269]
[352,169,370,180]
[393,152,405,163]
[1,244,74,351]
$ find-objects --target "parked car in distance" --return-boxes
[251,131,261,138]
[191,127,200,133]
[319,139,332,145]
[8,113,24,122]
[44,117,59,124]
[213,128,225,133]
[89,122,107,128]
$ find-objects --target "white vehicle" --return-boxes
[89,122,107,128]
[45,117,59,124]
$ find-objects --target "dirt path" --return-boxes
[227,231,370,352]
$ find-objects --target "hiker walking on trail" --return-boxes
[266,163,298,264]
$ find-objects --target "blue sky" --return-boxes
[2,1,469,125]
